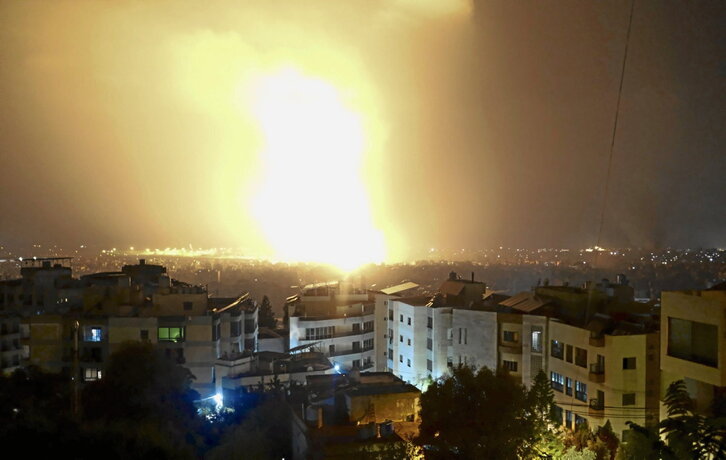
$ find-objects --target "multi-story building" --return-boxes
[0,317,25,374]
[371,282,419,372]
[288,281,375,372]
[14,259,258,397]
[660,283,726,417]
[547,315,660,439]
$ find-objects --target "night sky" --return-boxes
[1,0,724,261]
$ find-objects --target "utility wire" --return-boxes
[596,0,636,249]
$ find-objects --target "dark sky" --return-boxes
[1,0,724,261]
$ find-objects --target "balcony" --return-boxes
[589,334,604,347]
[329,346,374,358]
[589,363,605,383]
[588,398,604,417]
[551,381,564,392]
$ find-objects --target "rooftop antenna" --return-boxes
[596,0,636,259]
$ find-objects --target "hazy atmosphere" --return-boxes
[2,0,724,265]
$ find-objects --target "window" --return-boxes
[427,317,433,329]
[550,372,564,392]
[407,338,411,346]
[388,310,393,321]
[388,348,393,360]
[353,323,361,333]
[427,359,432,371]
[400,314,403,323]
[244,319,256,333]
[565,377,573,396]
[407,358,411,367]
[575,415,587,427]
[575,381,587,402]
[464,328,468,345]
[305,326,335,340]
[363,321,374,331]
[399,354,403,363]
[84,327,103,342]
[565,410,573,428]
[400,335,403,343]
[230,321,241,337]
[427,338,433,350]
[183,301,193,311]
[503,360,518,372]
[353,341,361,352]
[503,330,519,343]
[447,357,453,368]
[329,344,335,354]
[668,317,718,367]
[363,338,374,350]
[623,357,637,369]
[566,344,573,363]
[531,355,543,374]
[575,347,587,368]
[407,317,411,326]
[158,327,185,342]
[622,393,636,406]
[531,326,543,352]
[551,340,564,359]
[140,329,149,341]
[84,368,102,381]
[353,359,361,368]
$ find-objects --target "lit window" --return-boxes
[158,327,185,342]
[503,360,518,372]
[84,327,103,342]
[531,326,543,352]
[84,368,102,381]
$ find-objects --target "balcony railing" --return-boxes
[575,391,587,402]
[551,381,564,392]
[589,363,605,383]
[329,346,374,358]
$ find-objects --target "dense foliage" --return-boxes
[415,366,555,459]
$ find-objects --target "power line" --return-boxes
[596,0,636,249]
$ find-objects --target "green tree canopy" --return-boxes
[415,366,554,459]
[258,295,277,329]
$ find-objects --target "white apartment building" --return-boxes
[288,281,375,371]
[372,282,419,372]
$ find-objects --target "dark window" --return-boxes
[668,317,718,367]
[230,321,241,337]
[183,301,193,311]
[353,323,360,333]
[503,331,518,343]
[400,314,403,323]
[244,319,256,333]
[363,338,373,349]
[575,381,587,402]
[399,354,403,363]
[353,341,361,352]
[575,347,587,368]
[622,393,636,406]
[503,360,518,372]
[388,310,393,321]
[623,357,637,369]
[407,338,411,346]
[565,377,572,396]
[426,338,432,350]
[388,348,393,360]
[400,335,403,343]
[353,359,361,368]
[329,344,335,354]
[566,344,573,363]
[364,321,374,331]
[305,326,335,340]
[407,317,411,326]
[407,359,411,367]
[427,317,433,329]
[551,340,564,359]
[427,359,432,371]
[140,329,149,340]
[565,410,573,428]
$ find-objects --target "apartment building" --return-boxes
[0,317,25,375]
[371,282,419,372]
[660,283,726,417]
[288,281,375,371]
[548,316,659,438]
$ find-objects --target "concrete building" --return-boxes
[290,371,420,460]
[0,317,25,375]
[547,315,659,439]
[660,283,726,417]
[371,282,419,372]
[288,281,375,372]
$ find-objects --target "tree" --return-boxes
[415,365,551,459]
[619,380,726,460]
[81,341,204,458]
[258,295,277,329]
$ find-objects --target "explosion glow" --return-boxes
[249,69,385,271]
